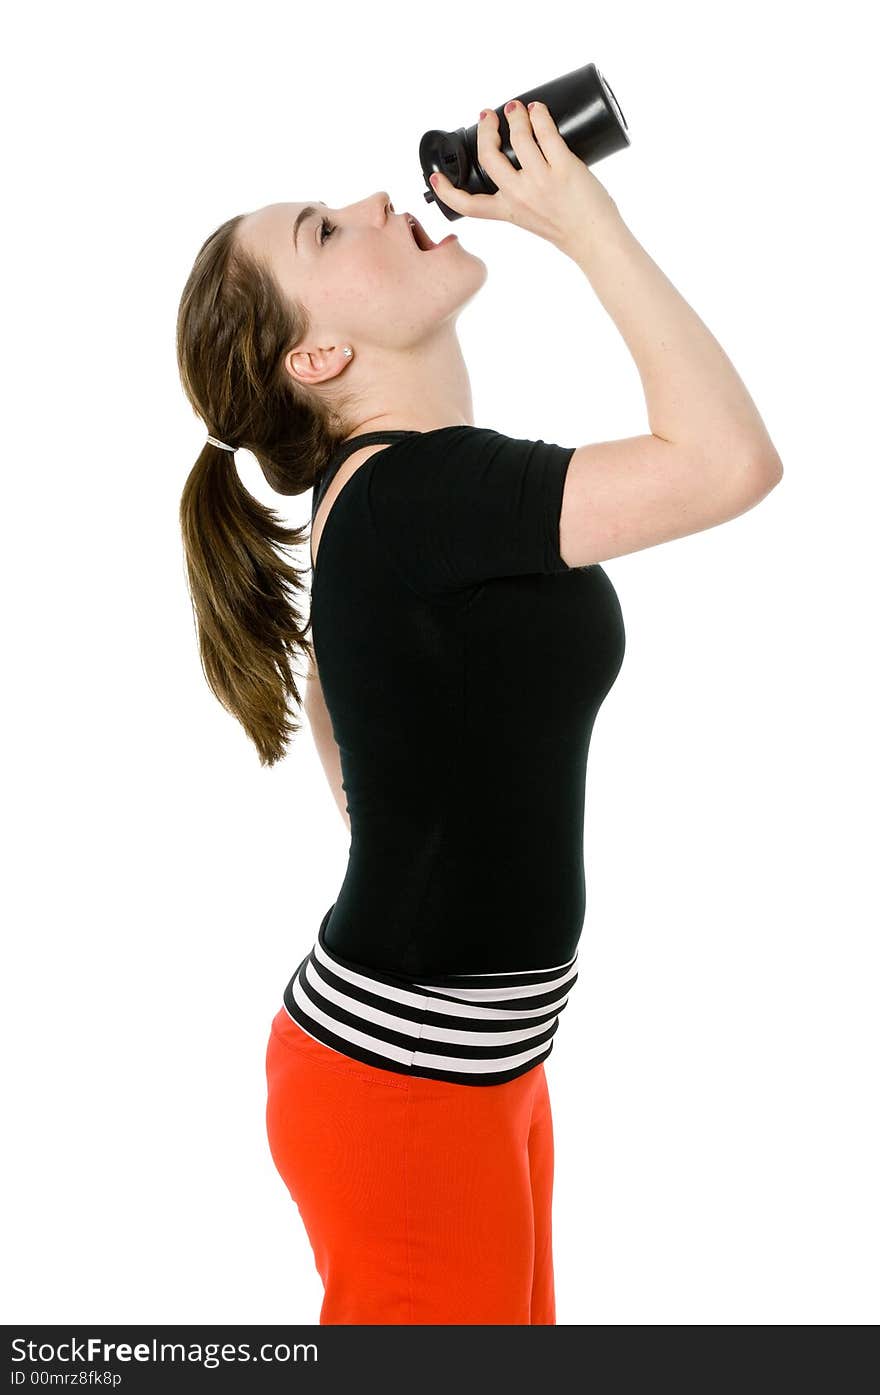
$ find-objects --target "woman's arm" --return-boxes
[304,657,350,833]
[562,213,783,468]
[435,100,783,469]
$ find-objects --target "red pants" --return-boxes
[265,1006,556,1324]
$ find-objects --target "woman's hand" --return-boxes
[430,99,621,257]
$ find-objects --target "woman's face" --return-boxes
[238,191,486,388]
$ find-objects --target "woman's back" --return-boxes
[308,424,626,977]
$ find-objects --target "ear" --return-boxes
[284,344,351,386]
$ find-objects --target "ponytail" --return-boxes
[179,438,313,767]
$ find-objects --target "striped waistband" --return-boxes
[281,910,579,1086]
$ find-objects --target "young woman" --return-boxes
[176,99,783,1324]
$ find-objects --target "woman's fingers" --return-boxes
[525,101,576,169]
[429,167,504,219]
[503,100,550,179]
[431,105,514,219]
[429,97,587,236]
[475,106,520,198]
[429,103,531,221]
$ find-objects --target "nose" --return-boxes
[340,192,395,228]
[362,192,393,219]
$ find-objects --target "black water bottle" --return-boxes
[419,62,630,222]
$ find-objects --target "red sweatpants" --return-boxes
[265,1007,556,1324]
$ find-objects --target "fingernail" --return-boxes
[429,173,439,185]
[505,100,517,114]
[528,102,536,111]
[479,109,489,120]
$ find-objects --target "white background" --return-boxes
[3,0,878,1326]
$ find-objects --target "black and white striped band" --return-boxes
[281,908,579,1086]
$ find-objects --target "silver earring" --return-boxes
[342,346,353,358]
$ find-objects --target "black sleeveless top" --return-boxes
[308,425,626,977]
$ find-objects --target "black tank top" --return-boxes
[308,424,626,977]
[311,430,420,530]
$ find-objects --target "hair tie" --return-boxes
[206,435,236,452]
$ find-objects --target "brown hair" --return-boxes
[176,213,359,766]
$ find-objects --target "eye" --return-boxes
[318,216,337,246]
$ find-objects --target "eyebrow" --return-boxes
[293,201,328,254]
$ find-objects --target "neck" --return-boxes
[341,322,475,439]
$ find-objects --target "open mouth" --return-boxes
[406,214,436,251]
